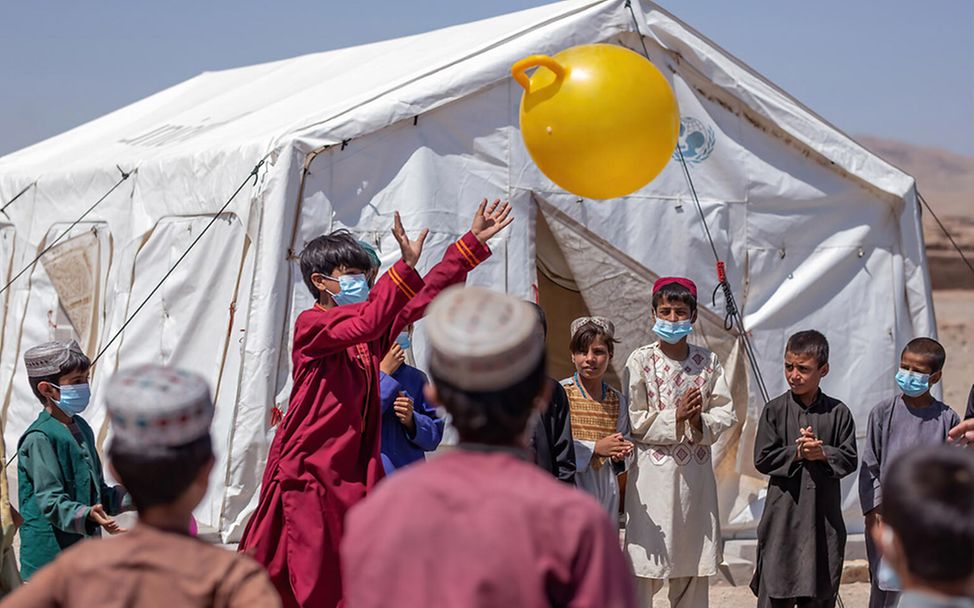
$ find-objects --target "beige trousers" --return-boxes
[635,576,709,608]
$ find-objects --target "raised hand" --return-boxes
[380,344,406,376]
[471,199,514,244]
[392,211,430,269]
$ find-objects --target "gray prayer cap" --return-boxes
[23,340,85,378]
[426,286,545,392]
[106,364,213,449]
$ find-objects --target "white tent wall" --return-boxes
[0,0,935,543]
[0,148,272,535]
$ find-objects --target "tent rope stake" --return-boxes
[623,0,771,406]
[92,159,265,366]
[0,166,133,299]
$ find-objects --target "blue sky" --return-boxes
[1,1,971,156]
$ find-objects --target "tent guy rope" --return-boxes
[624,0,771,405]
[0,167,133,299]
[0,181,36,216]
[918,190,974,279]
[91,158,266,366]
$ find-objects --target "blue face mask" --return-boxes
[895,368,930,398]
[876,557,901,591]
[327,274,370,306]
[395,331,411,350]
[51,383,91,416]
[653,319,694,344]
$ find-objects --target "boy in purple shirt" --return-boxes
[859,338,960,608]
[377,325,444,473]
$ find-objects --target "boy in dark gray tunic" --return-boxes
[750,330,859,608]
[859,338,961,608]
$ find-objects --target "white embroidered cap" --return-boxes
[23,340,85,377]
[569,316,615,340]
[426,286,545,391]
[106,364,213,448]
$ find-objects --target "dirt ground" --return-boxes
[692,583,870,608]
[932,290,973,414]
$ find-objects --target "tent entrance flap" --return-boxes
[534,193,759,529]
[536,209,619,386]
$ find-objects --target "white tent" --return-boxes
[0,0,933,542]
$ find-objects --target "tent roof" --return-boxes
[0,0,626,177]
[0,0,914,199]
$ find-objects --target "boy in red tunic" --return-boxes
[239,201,513,608]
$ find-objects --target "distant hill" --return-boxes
[857,135,973,289]
[857,135,973,217]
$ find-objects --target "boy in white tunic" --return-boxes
[624,277,737,608]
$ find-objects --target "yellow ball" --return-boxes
[513,44,680,200]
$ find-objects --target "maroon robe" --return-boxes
[342,449,637,608]
[239,232,490,608]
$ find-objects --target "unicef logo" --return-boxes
[672,116,716,164]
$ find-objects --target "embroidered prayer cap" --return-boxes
[652,276,697,299]
[570,316,615,340]
[357,240,381,270]
[23,340,85,378]
[426,285,545,392]
[105,364,213,449]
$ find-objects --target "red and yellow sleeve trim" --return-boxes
[388,264,417,299]
[455,231,490,270]
[388,259,424,299]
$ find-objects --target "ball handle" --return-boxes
[511,55,566,93]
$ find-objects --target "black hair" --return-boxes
[299,229,373,299]
[28,349,91,405]
[108,435,213,511]
[652,282,697,315]
[882,446,974,583]
[431,354,546,445]
[569,323,619,358]
[785,330,829,367]
[527,302,547,339]
[903,337,946,374]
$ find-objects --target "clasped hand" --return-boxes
[595,433,633,462]
[795,426,826,462]
[675,387,703,431]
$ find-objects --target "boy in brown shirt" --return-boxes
[4,364,280,608]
